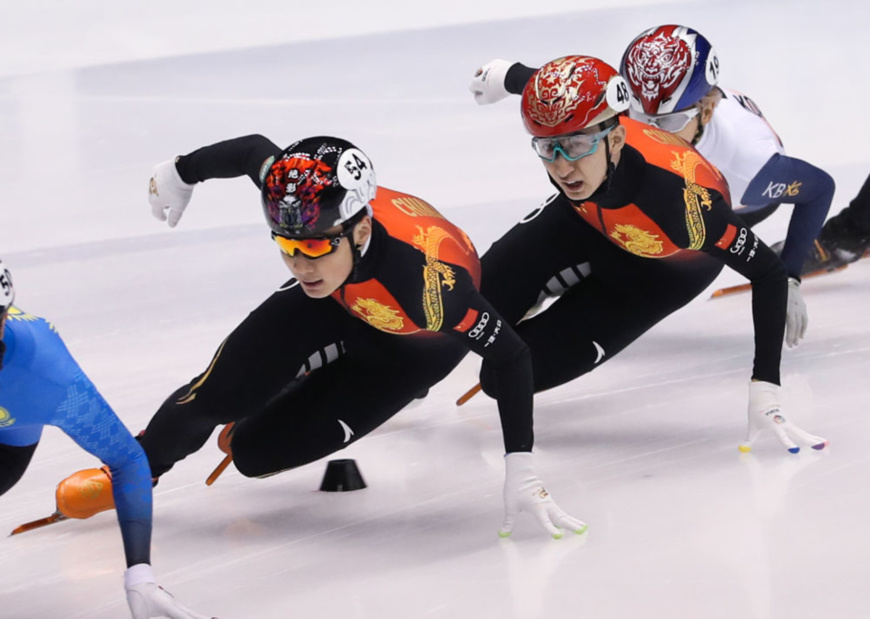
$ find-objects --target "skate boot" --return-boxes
[771,210,870,276]
[9,467,116,534]
[206,423,235,486]
[217,422,235,456]
[812,210,870,270]
[55,466,116,519]
[795,239,844,275]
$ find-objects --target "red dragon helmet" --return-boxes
[521,55,630,138]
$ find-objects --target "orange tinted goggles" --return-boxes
[271,230,349,259]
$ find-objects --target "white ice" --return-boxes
[2,1,870,618]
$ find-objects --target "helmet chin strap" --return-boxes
[604,132,616,194]
[349,237,363,282]
[690,109,709,145]
[347,215,374,283]
[691,123,705,145]
[338,222,367,306]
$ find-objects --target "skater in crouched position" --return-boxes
[469,55,828,453]
[60,136,583,538]
[0,260,213,619]
[470,24,835,347]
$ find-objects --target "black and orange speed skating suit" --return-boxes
[139,135,533,479]
[479,118,787,395]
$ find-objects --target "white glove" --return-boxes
[468,58,515,105]
[500,452,587,539]
[785,277,807,348]
[125,564,215,619]
[739,381,828,454]
[148,159,195,228]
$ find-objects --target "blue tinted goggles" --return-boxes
[531,124,616,162]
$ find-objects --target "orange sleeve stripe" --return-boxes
[715,224,738,250]
[453,308,479,333]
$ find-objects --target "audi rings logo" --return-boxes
[468,312,490,339]
[730,227,748,254]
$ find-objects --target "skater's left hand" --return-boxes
[148,159,195,228]
[500,452,587,539]
[125,564,216,619]
[740,380,828,454]
[468,58,514,105]
[785,277,808,348]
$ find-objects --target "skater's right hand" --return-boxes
[125,564,216,619]
[148,159,195,228]
[468,58,514,105]
[740,380,828,454]
[500,452,587,539]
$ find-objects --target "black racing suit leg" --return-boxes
[480,194,723,395]
[139,280,351,478]
[230,325,466,477]
[0,442,38,496]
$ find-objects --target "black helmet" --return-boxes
[261,136,377,238]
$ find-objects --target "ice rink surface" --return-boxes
[2,1,870,617]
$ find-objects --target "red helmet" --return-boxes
[521,56,630,138]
